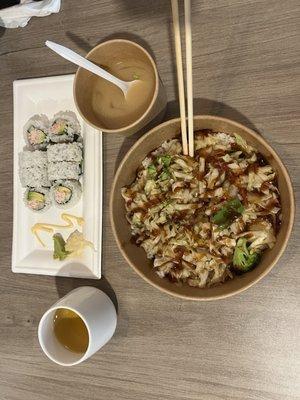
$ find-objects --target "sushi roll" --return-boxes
[49,111,81,143]
[47,142,83,163]
[48,161,81,181]
[23,114,49,150]
[19,150,50,188]
[24,187,51,212]
[51,180,82,209]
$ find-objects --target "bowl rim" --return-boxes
[73,38,160,134]
[110,115,295,300]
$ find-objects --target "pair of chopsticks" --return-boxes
[171,0,194,157]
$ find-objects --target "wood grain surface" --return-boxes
[0,1,299,399]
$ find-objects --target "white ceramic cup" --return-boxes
[38,286,117,366]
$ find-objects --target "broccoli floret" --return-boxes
[233,238,260,272]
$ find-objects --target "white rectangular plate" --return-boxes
[12,74,102,279]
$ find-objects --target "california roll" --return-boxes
[50,180,82,209]
[49,111,81,143]
[24,187,51,212]
[23,114,49,150]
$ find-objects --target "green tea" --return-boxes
[53,308,89,354]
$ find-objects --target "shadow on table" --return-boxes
[165,98,259,134]
[66,31,157,63]
[0,26,5,39]
[113,107,166,174]
[97,31,157,62]
[55,271,118,313]
[116,0,170,19]
[65,32,92,53]
[114,98,260,172]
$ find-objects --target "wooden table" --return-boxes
[0,1,299,399]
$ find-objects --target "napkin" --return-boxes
[0,0,61,28]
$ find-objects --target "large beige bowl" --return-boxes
[110,116,295,300]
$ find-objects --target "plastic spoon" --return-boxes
[45,40,134,97]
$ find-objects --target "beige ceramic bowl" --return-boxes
[74,39,167,136]
[110,116,295,300]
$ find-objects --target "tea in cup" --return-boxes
[38,287,117,366]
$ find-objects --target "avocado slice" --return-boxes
[28,191,44,203]
[57,186,71,196]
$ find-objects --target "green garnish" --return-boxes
[133,73,140,80]
[147,164,157,178]
[212,198,244,229]
[234,133,251,153]
[159,170,171,180]
[154,155,172,181]
[157,154,172,168]
[234,133,245,146]
[53,233,70,261]
[233,238,260,272]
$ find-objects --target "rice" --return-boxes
[23,114,49,150]
[47,142,83,163]
[49,110,81,143]
[48,161,81,181]
[50,180,82,209]
[19,150,50,187]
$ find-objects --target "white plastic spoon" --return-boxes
[45,40,134,96]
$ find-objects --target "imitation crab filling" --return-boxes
[54,186,72,204]
[27,126,46,145]
[27,190,46,211]
[51,119,68,135]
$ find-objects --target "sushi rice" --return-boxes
[47,142,83,163]
[49,111,81,143]
[50,180,82,209]
[19,150,50,188]
[23,114,49,150]
[48,161,81,181]
[23,187,51,212]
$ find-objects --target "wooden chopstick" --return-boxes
[171,0,188,156]
[171,0,194,157]
[184,0,194,157]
